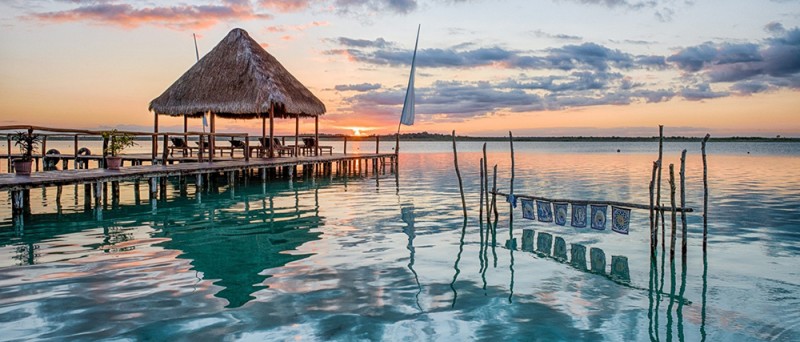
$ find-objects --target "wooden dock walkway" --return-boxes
[1,153,395,191]
[3,153,396,226]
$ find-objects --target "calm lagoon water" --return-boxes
[0,141,798,341]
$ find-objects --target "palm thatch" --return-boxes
[149,28,326,119]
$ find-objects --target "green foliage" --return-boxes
[11,131,42,161]
[102,129,137,157]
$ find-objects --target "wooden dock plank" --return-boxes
[0,153,394,191]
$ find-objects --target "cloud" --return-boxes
[680,83,729,101]
[532,30,582,41]
[731,81,771,95]
[334,83,383,91]
[338,76,679,122]
[765,21,785,34]
[266,21,327,33]
[26,0,272,30]
[327,39,644,72]
[668,27,800,87]
[333,0,418,15]
[258,0,310,12]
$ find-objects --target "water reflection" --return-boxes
[1,175,332,308]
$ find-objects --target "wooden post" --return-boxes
[656,125,664,252]
[315,115,319,156]
[101,135,109,169]
[261,115,267,158]
[344,136,348,155]
[269,104,275,158]
[483,143,490,230]
[376,135,380,154]
[679,149,687,260]
[73,135,79,169]
[295,115,300,157]
[41,135,47,159]
[669,163,677,261]
[198,134,205,162]
[152,113,159,163]
[649,161,659,253]
[183,115,189,157]
[509,131,515,240]
[209,113,216,162]
[492,164,499,246]
[452,131,467,220]
[162,134,169,164]
[702,133,710,252]
[6,136,10,172]
[244,134,250,161]
[11,190,24,227]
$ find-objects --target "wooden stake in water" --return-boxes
[679,149,687,260]
[452,131,467,220]
[657,125,664,252]
[649,161,659,253]
[669,163,677,261]
[509,131,515,240]
[702,133,710,252]
[483,143,491,229]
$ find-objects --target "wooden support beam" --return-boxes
[314,116,319,156]
[269,104,275,158]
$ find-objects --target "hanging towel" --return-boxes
[537,200,553,222]
[571,203,588,228]
[591,204,607,230]
[611,206,631,235]
[506,194,518,208]
[521,199,535,220]
[554,202,568,226]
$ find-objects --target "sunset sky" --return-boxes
[0,0,798,137]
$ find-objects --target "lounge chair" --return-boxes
[227,139,246,157]
[303,137,333,155]
[251,137,294,157]
[169,137,191,157]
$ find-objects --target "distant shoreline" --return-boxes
[30,134,800,143]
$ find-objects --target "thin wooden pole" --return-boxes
[509,131,515,240]
[649,161,659,254]
[483,143,490,230]
[183,116,188,157]
[269,104,275,158]
[344,136,348,155]
[376,135,380,154]
[452,131,467,220]
[702,133,710,252]
[679,149,687,260]
[209,113,216,162]
[657,125,664,252]
[492,164,499,248]
[315,115,319,156]
[295,115,299,157]
[669,163,677,261]
[6,136,11,172]
[152,113,159,163]
[73,135,78,169]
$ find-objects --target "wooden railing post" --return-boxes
[244,134,250,161]
[376,135,380,154]
[162,134,169,164]
[344,136,348,155]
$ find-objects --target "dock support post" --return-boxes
[669,164,677,261]
[56,185,63,214]
[94,181,103,220]
[679,150,687,261]
[134,180,141,204]
[11,190,25,229]
[702,134,710,252]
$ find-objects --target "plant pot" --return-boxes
[106,157,122,170]
[13,160,33,175]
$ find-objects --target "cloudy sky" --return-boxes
[0,0,798,136]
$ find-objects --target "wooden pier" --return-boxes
[3,152,397,227]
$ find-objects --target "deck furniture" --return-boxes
[249,137,294,158]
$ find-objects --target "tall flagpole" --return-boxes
[396,24,420,155]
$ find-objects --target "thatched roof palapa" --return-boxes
[149,28,326,119]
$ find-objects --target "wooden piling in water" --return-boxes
[483,143,490,230]
[702,133,710,252]
[669,163,677,261]
[679,150,687,260]
[657,125,664,253]
[509,131,515,240]
[649,161,659,253]
[452,131,467,220]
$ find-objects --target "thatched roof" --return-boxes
[149,28,326,118]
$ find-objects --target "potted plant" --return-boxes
[11,131,42,175]
[102,130,136,170]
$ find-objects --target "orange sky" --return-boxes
[0,1,798,137]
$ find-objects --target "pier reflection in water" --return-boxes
[1,172,334,308]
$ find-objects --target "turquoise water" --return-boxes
[0,141,798,341]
